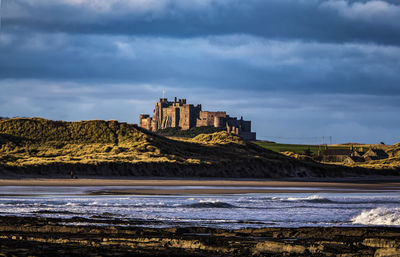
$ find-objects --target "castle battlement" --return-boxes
[140,97,256,140]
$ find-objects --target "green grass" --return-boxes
[253,141,350,155]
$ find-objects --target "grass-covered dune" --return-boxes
[0,118,398,178]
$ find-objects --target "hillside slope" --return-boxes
[0,118,398,178]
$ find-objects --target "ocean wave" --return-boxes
[351,208,400,226]
[183,201,237,208]
[286,195,334,203]
[239,196,400,205]
[65,202,79,206]
[339,200,400,205]
[33,210,78,215]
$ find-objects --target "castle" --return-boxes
[139,97,256,140]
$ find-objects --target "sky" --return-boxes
[0,0,399,144]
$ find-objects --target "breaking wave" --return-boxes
[286,195,334,203]
[351,208,400,226]
[33,210,77,215]
[183,201,237,208]
[247,195,400,205]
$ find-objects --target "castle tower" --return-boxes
[214,116,222,128]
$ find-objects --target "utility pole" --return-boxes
[322,136,325,145]
[330,136,332,145]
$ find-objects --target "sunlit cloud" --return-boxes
[320,0,400,27]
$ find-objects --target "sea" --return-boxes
[0,186,399,229]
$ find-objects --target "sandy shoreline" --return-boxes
[1,177,400,194]
[87,188,400,195]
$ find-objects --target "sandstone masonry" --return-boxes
[140,97,256,140]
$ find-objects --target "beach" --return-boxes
[1,177,400,194]
[1,178,400,256]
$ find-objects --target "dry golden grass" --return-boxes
[191,131,245,145]
[1,118,399,178]
[0,118,278,168]
[342,158,400,170]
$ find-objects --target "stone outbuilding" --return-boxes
[343,156,365,164]
[362,149,388,161]
[319,149,353,162]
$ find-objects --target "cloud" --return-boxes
[0,79,166,121]
[2,0,400,45]
[1,79,400,144]
[5,0,230,19]
[57,0,227,14]
[320,0,400,27]
[1,33,399,96]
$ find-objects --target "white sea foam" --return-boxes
[199,199,219,203]
[286,195,333,203]
[65,202,79,206]
[351,208,400,226]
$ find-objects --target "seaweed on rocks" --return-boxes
[0,216,399,256]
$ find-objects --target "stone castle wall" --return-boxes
[140,98,256,140]
[197,111,226,127]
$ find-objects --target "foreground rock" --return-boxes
[0,216,399,256]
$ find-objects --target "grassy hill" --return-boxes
[0,118,398,178]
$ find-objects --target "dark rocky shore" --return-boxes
[0,216,399,256]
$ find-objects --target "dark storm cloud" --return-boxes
[2,0,400,44]
[1,33,399,96]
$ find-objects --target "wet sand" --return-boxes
[1,177,400,194]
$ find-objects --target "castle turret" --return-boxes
[139,114,152,131]
[226,123,231,133]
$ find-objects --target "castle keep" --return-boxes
[140,97,256,140]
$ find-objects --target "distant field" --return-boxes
[254,141,350,155]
